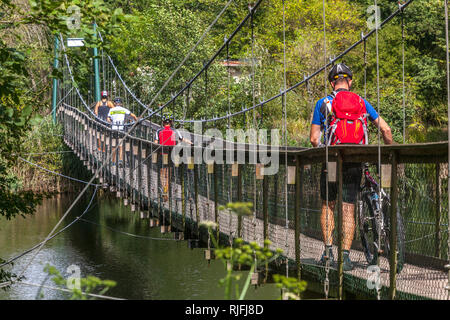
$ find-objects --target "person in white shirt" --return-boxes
[107,97,138,166]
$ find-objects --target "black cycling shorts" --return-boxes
[320,162,362,204]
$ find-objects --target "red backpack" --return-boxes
[158,126,177,146]
[326,91,369,145]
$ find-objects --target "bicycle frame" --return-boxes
[360,163,388,254]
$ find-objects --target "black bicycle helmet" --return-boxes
[162,116,173,124]
[113,97,122,105]
[328,63,353,83]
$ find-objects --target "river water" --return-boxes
[0,192,322,300]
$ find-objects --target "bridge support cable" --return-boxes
[281,0,290,291]
[322,0,332,301]
[445,0,450,299]
[401,3,406,144]
[374,0,383,301]
[51,35,59,124]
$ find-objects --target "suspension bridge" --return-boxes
[5,0,450,300]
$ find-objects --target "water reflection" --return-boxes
[0,193,291,300]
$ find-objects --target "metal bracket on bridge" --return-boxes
[328,162,337,182]
[207,162,214,174]
[231,163,239,176]
[381,164,392,188]
[287,166,296,185]
[256,163,264,180]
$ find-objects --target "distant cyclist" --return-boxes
[94,90,114,152]
[309,63,393,271]
[107,97,138,167]
[155,116,192,201]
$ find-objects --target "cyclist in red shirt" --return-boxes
[154,117,192,201]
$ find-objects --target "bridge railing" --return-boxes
[58,103,449,300]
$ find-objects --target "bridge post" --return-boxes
[181,164,186,233]
[294,155,302,281]
[389,151,399,300]
[115,131,120,197]
[76,113,81,161]
[51,35,59,124]
[168,159,173,230]
[263,169,269,247]
[145,143,151,214]
[93,23,101,102]
[214,162,219,242]
[237,164,242,238]
[108,130,113,187]
[123,136,129,204]
[106,130,112,185]
[435,162,442,258]
[337,150,344,300]
[130,139,136,210]
[138,139,143,213]
[88,120,93,171]
[156,150,161,222]
[194,163,200,237]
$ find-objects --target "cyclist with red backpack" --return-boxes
[309,63,392,271]
[155,116,192,201]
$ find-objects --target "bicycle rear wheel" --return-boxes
[357,195,380,265]
[382,198,406,274]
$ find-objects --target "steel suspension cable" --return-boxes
[282,0,289,281]
[444,0,450,299]
[363,34,367,100]
[249,3,258,242]
[401,3,406,144]
[226,40,231,129]
[374,0,382,301]
[79,218,181,241]
[323,0,330,301]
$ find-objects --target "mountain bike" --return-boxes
[357,163,405,273]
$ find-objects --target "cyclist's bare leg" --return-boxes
[321,200,335,246]
[112,148,117,163]
[119,145,123,161]
[342,202,355,251]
